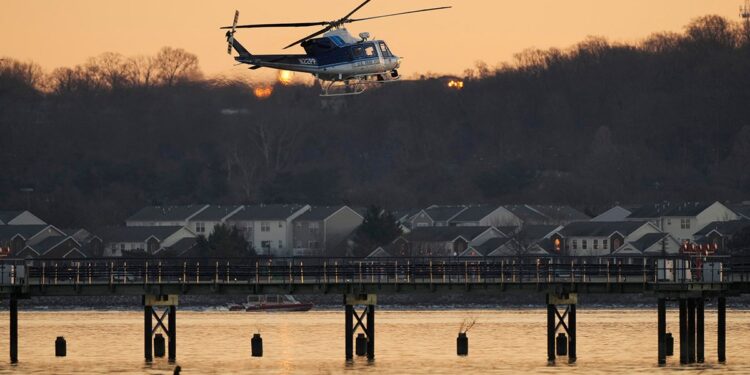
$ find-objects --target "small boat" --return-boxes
[228,295,313,312]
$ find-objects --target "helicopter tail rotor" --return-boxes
[227,10,239,55]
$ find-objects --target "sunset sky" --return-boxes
[0,1,744,81]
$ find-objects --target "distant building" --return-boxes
[101,226,196,257]
[226,204,310,256]
[450,205,515,227]
[394,226,505,257]
[550,221,680,256]
[410,205,468,227]
[626,201,739,241]
[186,205,243,237]
[16,236,86,259]
[126,205,209,227]
[693,220,750,254]
[0,225,67,257]
[292,206,363,256]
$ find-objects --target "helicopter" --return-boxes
[222,0,450,97]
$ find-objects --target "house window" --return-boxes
[196,222,205,233]
[261,222,270,232]
[120,244,125,251]
[603,240,608,249]
[680,219,691,229]
[309,222,320,234]
[261,241,271,249]
[582,240,588,250]
[571,240,577,250]
[667,219,672,225]
[593,240,599,250]
[308,240,320,248]
[278,221,284,228]
[278,240,283,249]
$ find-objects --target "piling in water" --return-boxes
[457,332,468,356]
[55,336,67,357]
[666,332,674,356]
[251,333,263,357]
[154,334,166,357]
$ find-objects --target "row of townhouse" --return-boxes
[123,204,364,256]
[372,201,750,259]
[405,204,589,229]
[0,210,100,259]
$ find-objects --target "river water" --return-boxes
[0,308,749,374]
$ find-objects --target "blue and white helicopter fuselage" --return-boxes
[228,29,402,96]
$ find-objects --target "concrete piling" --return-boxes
[718,297,726,363]
[658,298,666,365]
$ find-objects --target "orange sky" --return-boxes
[0,1,743,81]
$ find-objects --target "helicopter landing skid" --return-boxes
[319,74,401,97]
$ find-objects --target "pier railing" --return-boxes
[0,255,744,288]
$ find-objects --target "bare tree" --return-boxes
[153,47,201,86]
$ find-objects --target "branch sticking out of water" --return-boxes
[459,318,476,334]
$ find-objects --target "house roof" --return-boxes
[424,205,468,222]
[0,210,25,224]
[520,225,559,241]
[166,237,199,256]
[295,206,348,221]
[529,205,590,222]
[731,204,750,219]
[26,236,81,256]
[628,202,714,218]
[694,220,750,237]
[628,233,668,252]
[504,205,550,223]
[127,205,208,222]
[229,204,304,221]
[591,206,633,222]
[101,226,187,243]
[0,225,51,242]
[451,205,499,222]
[560,221,648,237]
[404,226,495,242]
[191,205,242,221]
[471,237,513,255]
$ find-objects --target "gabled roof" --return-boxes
[191,205,243,221]
[228,204,305,221]
[296,206,355,221]
[628,202,714,218]
[404,226,496,242]
[0,225,53,242]
[694,220,750,237]
[101,226,188,243]
[25,236,81,256]
[560,221,648,237]
[628,233,668,252]
[127,205,208,222]
[470,237,513,256]
[0,211,25,224]
[424,205,468,222]
[451,205,500,222]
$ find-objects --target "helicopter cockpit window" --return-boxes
[351,46,364,59]
[364,44,377,58]
[379,42,392,57]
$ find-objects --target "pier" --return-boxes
[1,255,748,365]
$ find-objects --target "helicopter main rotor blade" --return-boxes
[283,25,334,49]
[346,6,452,23]
[339,0,372,23]
[221,21,330,29]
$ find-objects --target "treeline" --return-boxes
[2,15,750,228]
